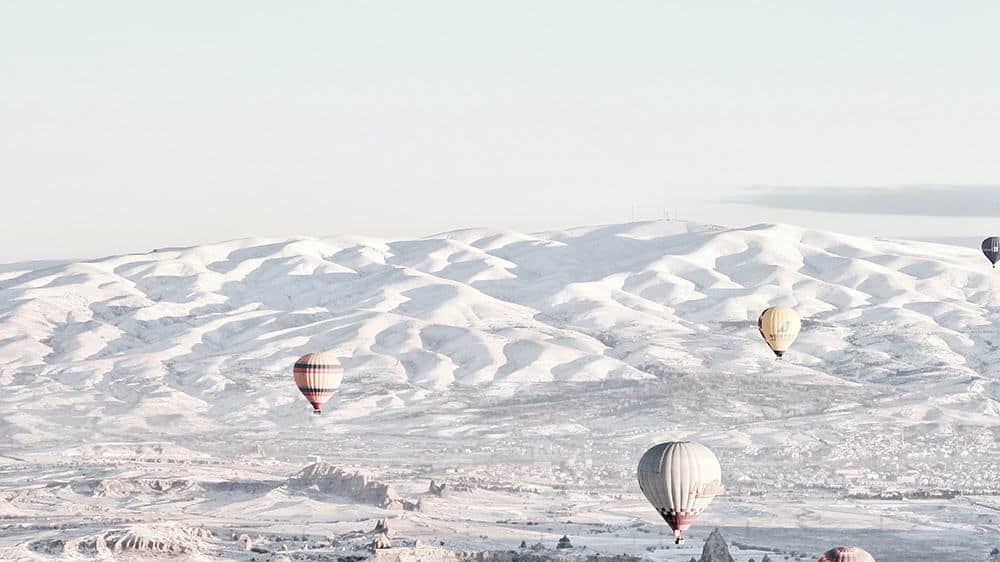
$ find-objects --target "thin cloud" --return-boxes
[729,185,1000,217]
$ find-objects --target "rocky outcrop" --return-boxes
[288,463,408,509]
[373,518,394,537]
[699,529,735,562]
[31,525,213,556]
[72,477,197,497]
[430,479,448,497]
[371,532,392,551]
[104,525,213,555]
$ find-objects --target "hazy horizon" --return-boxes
[4,1,1000,261]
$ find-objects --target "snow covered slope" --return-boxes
[2,220,999,560]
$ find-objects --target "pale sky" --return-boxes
[3,1,1000,261]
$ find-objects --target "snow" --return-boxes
[1,220,999,561]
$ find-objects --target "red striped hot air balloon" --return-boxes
[819,546,875,562]
[293,352,344,414]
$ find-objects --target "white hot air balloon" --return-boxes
[637,441,722,544]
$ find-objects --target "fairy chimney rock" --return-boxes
[699,529,735,562]
[370,533,392,551]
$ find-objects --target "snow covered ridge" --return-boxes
[2,220,998,435]
[2,220,1000,560]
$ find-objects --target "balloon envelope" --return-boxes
[982,237,1000,267]
[637,441,722,544]
[819,546,875,562]
[293,352,344,414]
[758,306,801,357]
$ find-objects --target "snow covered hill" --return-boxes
[2,220,999,561]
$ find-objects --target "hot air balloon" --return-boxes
[293,352,344,414]
[637,441,722,544]
[819,546,875,562]
[983,237,1000,268]
[758,306,801,358]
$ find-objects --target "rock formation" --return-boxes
[288,463,403,508]
[373,518,394,537]
[698,529,735,562]
[371,532,392,551]
[429,480,447,497]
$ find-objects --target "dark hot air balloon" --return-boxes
[982,237,1000,268]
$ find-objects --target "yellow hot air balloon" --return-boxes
[757,306,800,358]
